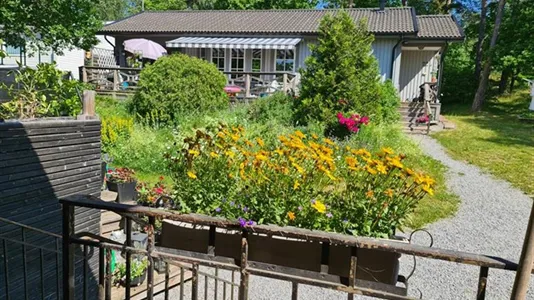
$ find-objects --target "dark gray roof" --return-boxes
[100,8,464,40]
[100,8,417,35]
[416,15,464,40]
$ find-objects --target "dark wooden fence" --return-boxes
[0,118,102,300]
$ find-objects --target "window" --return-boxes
[212,48,225,71]
[199,48,207,61]
[5,45,21,56]
[275,49,294,72]
[252,49,262,72]
[231,49,244,78]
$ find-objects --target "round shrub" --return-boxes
[132,54,228,121]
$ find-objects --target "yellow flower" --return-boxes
[311,134,319,140]
[294,130,306,139]
[422,185,434,196]
[366,190,374,198]
[387,157,404,169]
[256,137,265,147]
[287,211,296,221]
[323,138,335,146]
[324,170,337,181]
[381,147,394,155]
[293,180,300,190]
[384,189,394,198]
[245,140,254,147]
[217,132,225,138]
[255,154,268,161]
[353,148,371,157]
[210,151,219,158]
[345,156,358,168]
[187,171,197,179]
[376,163,387,174]
[188,149,200,156]
[365,166,377,175]
[404,168,415,176]
[225,150,235,158]
[231,134,240,142]
[312,200,326,213]
[292,162,305,174]
[274,148,284,156]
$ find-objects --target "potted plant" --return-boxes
[113,258,148,287]
[136,176,173,208]
[106,167,136,202]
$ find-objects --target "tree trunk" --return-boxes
[499,68,511,94]
[510,67,519,94]
[474,0,487,82]
[472,0,507,113]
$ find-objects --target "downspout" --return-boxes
[436,41,449,102]
[389,36,403,81]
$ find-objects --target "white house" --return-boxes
[0,34,116,80]
[98,7,463,102]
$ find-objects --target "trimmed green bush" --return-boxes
[132,54,228,122]
[247,92,294,125]
[294,11,395,126]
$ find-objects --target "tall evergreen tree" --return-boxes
[294,11,382,124]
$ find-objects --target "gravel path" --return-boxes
[157,135,534,300]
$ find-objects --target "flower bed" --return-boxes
[164,124,435,238]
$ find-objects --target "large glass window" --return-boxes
[231,49,245,78]
[252,49,262,72]
[275,49,294,72]
[212,48,225,71]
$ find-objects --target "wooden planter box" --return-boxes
[160,220,401,286]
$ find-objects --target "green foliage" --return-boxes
[247,93,294,126]
[441,43,477,103]
[0,0,101,53]
[114,258,148,284]
[165,125,436,237]
[95,96,131,118]
[376,80,401,123]
[0,62,85,119]
[132,54,228,123]
[101,117,134,152]
[294,11,383,126]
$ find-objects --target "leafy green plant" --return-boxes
[101,116,134,152]
[247,92,294,126]
[0,62,85,119]
[113,258,148,285]
[165,124,435,238]
[294,11,384,126]
[132,53,228,124]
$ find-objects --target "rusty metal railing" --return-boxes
[60,194,532,300]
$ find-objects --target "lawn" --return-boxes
[434,89,534,196]
[97,96,459,230]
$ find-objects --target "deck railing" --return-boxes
[79,66,142,96]
[223,71,300,99]
[79,66,300,100]
[59,194,534,300]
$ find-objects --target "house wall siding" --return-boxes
[399,49,440,101]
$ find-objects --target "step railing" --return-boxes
[60,194,534,300]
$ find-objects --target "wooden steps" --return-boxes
[399,102,429,134]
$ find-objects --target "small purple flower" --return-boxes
[230,201,235,206]
[238,217,246,227]
[298,206,303,211]
[247,220,255,226]
[326,213,333,218]
[243,206,249,212]
[215,207,221,213]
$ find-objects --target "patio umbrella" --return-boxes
[123,38,167,60]
[224,85,243,93]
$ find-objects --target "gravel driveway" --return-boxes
[157,135,534,300]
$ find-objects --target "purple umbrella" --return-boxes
[123,38,167,60]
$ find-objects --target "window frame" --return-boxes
[275,49,295,72]
[211,48,225,72]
